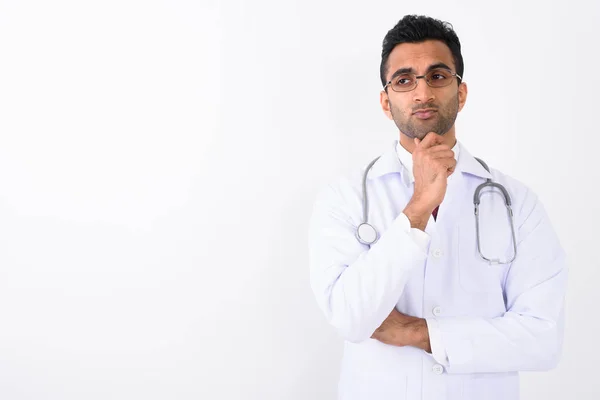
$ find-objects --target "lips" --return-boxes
[413,109,437,119]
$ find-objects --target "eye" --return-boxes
[429,69,451,80]
[395,75,414,86]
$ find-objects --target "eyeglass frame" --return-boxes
[383,68,462,92]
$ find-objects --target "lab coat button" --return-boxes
[432,364,444,375]
[432,248,443,258]
[432,306,442,316]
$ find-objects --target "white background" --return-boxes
[0,0,598,399]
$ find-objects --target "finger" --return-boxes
[441,157,457,167]
[419,132,444,149]
[427,145,453,154]
[445,158,458,172]
[426,142,453,153]
[427,141,452,150]
[417,133,435,148]
[432,157,456,173]
[429,150,455,159]
[447,164,457,176]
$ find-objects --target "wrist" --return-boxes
[403,200,433,231]
[410,318,431,353]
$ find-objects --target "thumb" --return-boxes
[414,138,421,146]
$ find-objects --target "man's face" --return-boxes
[380,40,467,140]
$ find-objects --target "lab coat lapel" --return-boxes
[432,142,492,229]
[422,169,465,236]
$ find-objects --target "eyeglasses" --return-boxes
[384,68,462,92]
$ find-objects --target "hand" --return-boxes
[411,132,456,211]
[371,308,431,353]
[403,132,456,230]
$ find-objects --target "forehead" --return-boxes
[386,40,455,78]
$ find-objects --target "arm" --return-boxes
[308,183,430,343]
[370,308,432,353]
[372,192,568,374]
[433,195,567,374]
[308,133,456,343]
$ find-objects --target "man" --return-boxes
[308,15,567,400]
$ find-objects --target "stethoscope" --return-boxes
[355,156,518,264]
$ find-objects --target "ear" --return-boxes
[457,81,468,112]
[380,90,394,120]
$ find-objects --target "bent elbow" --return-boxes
[528,326,564,371]
[538,338,563,371]
[330,313,372,343]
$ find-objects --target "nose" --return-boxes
[412,77,435,104]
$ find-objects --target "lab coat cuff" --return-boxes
[398,213,431,254]
[359,211,431,278]
[425,318,449,366]
[436,317,475,373]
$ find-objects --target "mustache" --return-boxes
[412,104,438,113]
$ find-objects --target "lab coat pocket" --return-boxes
[457,222,509,294]
[464,372,519,400]
[339,342,409,399]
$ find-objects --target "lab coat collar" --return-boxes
[367,140,492,184]
[455,143,493,180]
[366,141,405,181]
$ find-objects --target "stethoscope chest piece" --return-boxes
[356,222,378,245]
[355,153,517,264]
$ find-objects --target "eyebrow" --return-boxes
[388,62,453,81]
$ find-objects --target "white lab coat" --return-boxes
[308,140,567,400]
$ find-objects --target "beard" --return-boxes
[389,93,460,140]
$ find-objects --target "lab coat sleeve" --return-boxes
[425,318,449,365]
[308,183,430,343]
[436,193,568,374]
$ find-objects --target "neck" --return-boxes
[399,130,457,153]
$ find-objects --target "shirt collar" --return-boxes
[367,139,492,185]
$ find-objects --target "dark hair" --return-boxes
[380,15,464,87]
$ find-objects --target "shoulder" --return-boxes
[486,166,565,264]
[312,161,372,212]
[486,167,545,228]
